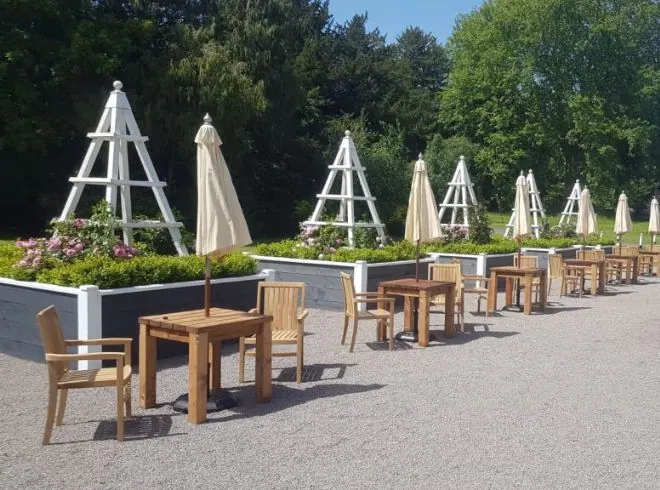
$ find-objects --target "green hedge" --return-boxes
[0,253,257,288]
[522,236,616,248]
[424,240,519,254]
[254,240,419,262]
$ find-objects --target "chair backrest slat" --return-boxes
[513,255,538,268]
[36,306,67,376]
[548,254,564,279]
[579,249,605,261]
[619,246,639,256]
[428,263,461,287]
[257,282,305,331]
[340,272,356,317]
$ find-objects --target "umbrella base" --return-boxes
[172,390,238,413]
[394,309,435,343]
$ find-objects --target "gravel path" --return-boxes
[1,279,659,489]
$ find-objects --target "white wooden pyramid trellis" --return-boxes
[305,130,385,247]
[505,169,546,238]
[437,155,478,228]
[558,180,582,226]
[58,81,188,256]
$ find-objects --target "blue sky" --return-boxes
[328,0,486,43]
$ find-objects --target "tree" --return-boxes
[440,0,660,214]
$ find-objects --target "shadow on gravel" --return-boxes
[89,415,182,443]
[427,329,518,346]
[274,363,357,383]
[203,383,385,422]
[541,306,592,315]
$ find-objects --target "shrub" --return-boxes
[253,239,418,263]
[467,203,492,244]
[424,240,518,255]
[34,254,257,289]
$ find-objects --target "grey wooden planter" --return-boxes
[520,247,579,270]
[429,252,515,290]
[251,255,437,311]
[0,272,269,366]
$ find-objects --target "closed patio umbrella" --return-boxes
[649,197,660,244]
[175,113,252,414]
[405,153,442,281]
[195,113,252,315]
[614,192,632,254]
[400,154,441,342]
[512,171,532,266]
[575,187,598,238]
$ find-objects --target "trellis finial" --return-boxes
[344,130,351,137]
[113,80,123,91]
[203,113,212,124]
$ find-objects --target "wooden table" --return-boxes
[487,267,547,315]
[139,308,273,424]
[377,279,455,347]
[564,259,606,295]
[606,255,638,284]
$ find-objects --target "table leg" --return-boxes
[255,320,273,403]
[377,286,386,340]
[598,263,605,292]
[505,277,513,306]
[139,323,156,409]
[523,275,533,315]
[418,291,430,346]
[403,296,414,332]
[487,271,497,313]
[633,259,639,283]
[591,265,598,295]
[208,341,221,391]
[539,274,547,311]
[188,332,209,424]
[444,285,455,338]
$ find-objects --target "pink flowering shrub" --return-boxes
[296,218,390,258]
[14,202,139,271]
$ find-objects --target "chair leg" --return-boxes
[42,384,58,445]
[56,388,68,426]
[239,337,246,384]
[547,278,552,297]
[388,313,394,351]
[296,338,303,384]
[349,318,359,353]
[341,315,349,345]
[125,380,132,418]
[116,379,124,442]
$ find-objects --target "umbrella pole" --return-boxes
[516,236,522,309]
[204,256,211,317]
[654,234,657,245]
[618,234,622,255]
[415,240,421,282]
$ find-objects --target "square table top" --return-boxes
[378,278,454,292]
[139,308,272,333]
[564,258,604,266]
[489,266,546,277]
[605,254,638,260]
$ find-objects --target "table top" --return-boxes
[139,308,272,333]
[640,251,660,255]
[564,259,604,266]
[378,278,454,292]
[606,254,638,261]
[489,266,546,277]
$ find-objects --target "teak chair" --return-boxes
[36,306,132,444]
[339,272,395,352]
[428,263,464,331]
[240,282,308,384]
[513,255,541,302]
[578,248,622,285]
[548,253,585,298]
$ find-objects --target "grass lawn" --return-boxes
[487,212,650,244]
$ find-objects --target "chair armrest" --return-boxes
[248,308,258,314]
[65,338,131,347]
[297,309,309,322]
[45,352,125,363]
[354,296,394,303]
[462,274,489,282]
[354,292,385,297]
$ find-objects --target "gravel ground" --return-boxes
[1,279,659,489]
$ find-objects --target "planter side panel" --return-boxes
[366,261,434,290]
[0,284,77,361]
[484,254,515,290]
[257,260,353,310]
[525,248,578,270]
[435,256,478,275]
[102,278,261,362]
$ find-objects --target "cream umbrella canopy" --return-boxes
[575,187,598,238]
[614,192,632,254]
[405,154,442,281]
[511,171,532,266]
[649,197,660,244]
[196,114,252,316]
